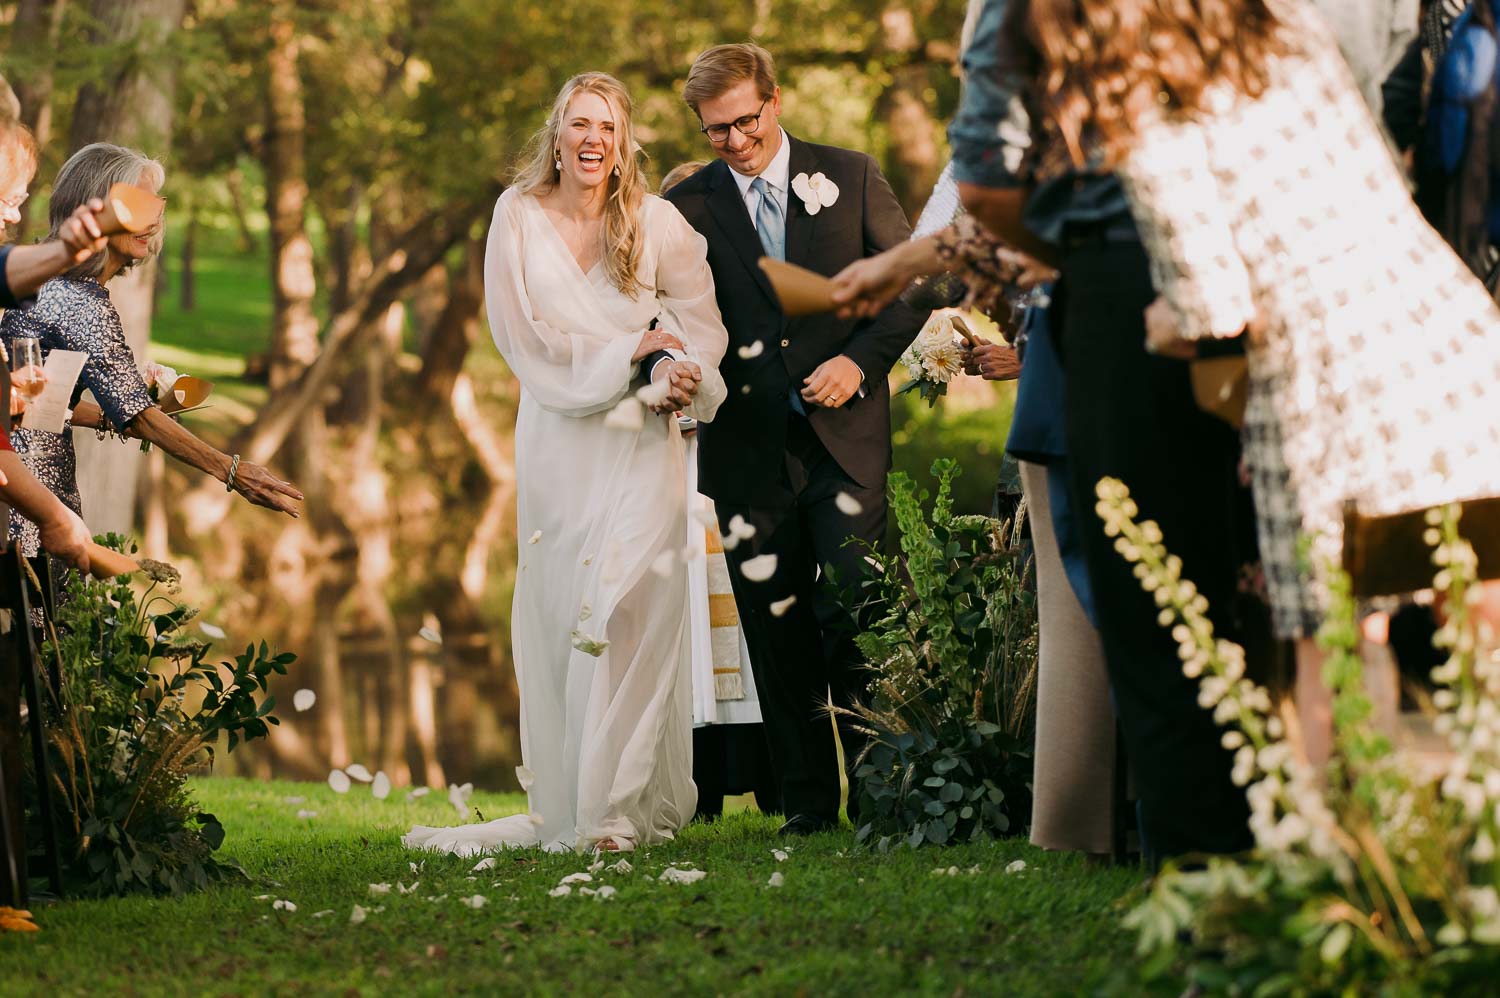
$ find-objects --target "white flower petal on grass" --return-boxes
[607,859,633,874]
[1005,860,1027,874]
[834,492,864,517]
[293,689,317,712]
[398,881,420,895]
[349,904,369,925]
[570,630,610,657]
[368,883,392,896]
[595,884,618,899]
[604,397,646,432]
[588,859,605,874]
[658,867,707,885]
[578,886,597,896]
[310,909,334,919]
[460,895,488,909]
[740,554,778,583]
[737,341,765,360]
[253,894,272,901]
[560,872,593,885]
[406,787,431,802]
[548,885,573,898]
[471,857,496,872]
[772,849,788,862]
[327,769,352,794]
[344,764,374,783]
[448,783,474,819]
[282,795,305,805]
[769,596,797,618]
[767,872,785,888]
[199,621,227,640]
[272,899,297,912]
[371,771,392,800]
[296,809,318,820]
[528,530,543,545]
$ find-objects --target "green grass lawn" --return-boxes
[0,777,1144,996]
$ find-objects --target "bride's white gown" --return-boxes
[403,189,728,855]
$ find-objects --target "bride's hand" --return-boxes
[632,327,685,363]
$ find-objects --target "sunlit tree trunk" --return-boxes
[68,0,188,539]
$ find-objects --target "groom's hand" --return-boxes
[801,355,863,409]
[652,360,702,414]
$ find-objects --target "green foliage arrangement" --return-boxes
[24,536,294,897]
[1096,479,1500,994]
[842,459,1037,850]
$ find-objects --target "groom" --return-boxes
[660,43,924,835]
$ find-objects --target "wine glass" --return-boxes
[9,337,47,410]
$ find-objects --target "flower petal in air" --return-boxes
[327,769,352,794]
[292,689,316,712]
[371,771,392,800]
[740,554,778,583]
[737,341,765,360]
[344,764,374,783]
[770,596,797,618]
[834,492,864,517]
[604,398,645,432]
[406,787,431,802]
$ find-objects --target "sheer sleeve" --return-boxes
[483,191,642,417]
[1117,116,1255,341]
[649,198,728,424]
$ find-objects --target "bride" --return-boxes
[403,72,728,855]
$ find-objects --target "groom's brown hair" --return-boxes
[682,43,776,115]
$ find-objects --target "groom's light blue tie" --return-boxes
[751,176,805,413]
[750,176,785,261]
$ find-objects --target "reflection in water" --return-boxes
[219,482,522,794]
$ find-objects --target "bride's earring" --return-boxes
[554,149,562,172]
[611,163,621,176]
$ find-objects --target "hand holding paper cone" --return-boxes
[94,182,166,237]
[758,258,836,317]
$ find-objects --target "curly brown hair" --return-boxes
[1025,0,1299,170]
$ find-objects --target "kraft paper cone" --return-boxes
[94,183,166,237]
[86,543,139,580]
[1189,356,1248,429]
[160,375,213,415]
[759,258,835,317]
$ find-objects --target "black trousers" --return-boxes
[713,414,887,823]
[1056,236,1256,862]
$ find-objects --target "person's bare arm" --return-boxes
[0,451,90,570]
[2,201,109,300]
[131,407,303,516]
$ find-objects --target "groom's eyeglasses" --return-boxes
[700,99,770,145]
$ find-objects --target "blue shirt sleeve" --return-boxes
[0,245,31,311]
[948,0,1031,189]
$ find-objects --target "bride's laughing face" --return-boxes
[557,91,616,190]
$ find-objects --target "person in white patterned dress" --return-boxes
[1024,0,1500,762]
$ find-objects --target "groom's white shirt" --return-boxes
[731,127,792,226]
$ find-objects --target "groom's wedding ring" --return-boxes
[826,393,838,404]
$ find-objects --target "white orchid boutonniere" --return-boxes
[791,171,839,215]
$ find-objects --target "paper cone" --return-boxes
[86,543,139,580]
[159,375,213,415]
[94,183,166,237]
[759,258,836,317]
[1189,356,1248,429]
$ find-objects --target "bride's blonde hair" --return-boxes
[514,72,647,298]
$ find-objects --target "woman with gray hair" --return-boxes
[1,142,301,560]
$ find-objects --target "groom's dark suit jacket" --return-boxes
[664,135,925,507]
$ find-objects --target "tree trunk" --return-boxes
[226,166,258,253]
[179,197,198,312]
[8,0,69,238]
[263,1,320,392]
[68,0,187,539]
[877,5,943,216]
[416,236,485,405]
